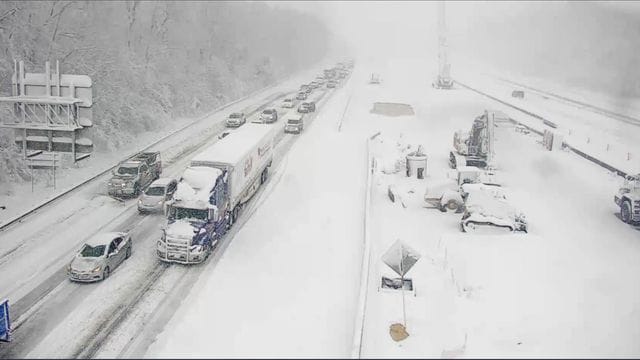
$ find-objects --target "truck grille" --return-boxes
[166,238,189,259]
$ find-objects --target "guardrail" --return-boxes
[455,79,631,178]
[351,131,381,359]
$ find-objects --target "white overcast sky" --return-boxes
[270,1,640,60]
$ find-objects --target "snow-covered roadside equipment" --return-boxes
[614,174,640,225]
[382,240,421,332]
[449,110,495,169]
[405,145,427,179]
[158,124,276,264]
[460,185,528,233]
[424,166,498,212]
[0,299,10,342]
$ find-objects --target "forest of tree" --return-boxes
[0,1,329,185]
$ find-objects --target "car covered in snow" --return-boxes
[284,114,304,134]
[297,101,316,113]
[460,184,527,233]
[137,178,178,213]
[226,112,246,127]
[257,108,278,123]
[67,232,132,282]
[327,80,337,88]
[296,92,308,100]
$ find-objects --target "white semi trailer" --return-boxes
[158,123,276,264]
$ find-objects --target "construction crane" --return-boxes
[433,1,453,89]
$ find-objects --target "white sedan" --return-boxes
[67,232,133,282]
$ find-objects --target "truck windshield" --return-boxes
[145,186,165,196]
[173,207,208,221]
[287,119,300,124]
[229,113,242,118]
[117,166,138,175]
[80,244,106,257]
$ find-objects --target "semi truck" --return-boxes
[157,124,276,264]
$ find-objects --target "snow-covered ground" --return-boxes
[145,66,365,358]
[354,57,640,357]
[2,55,639,358]
[0,65,340,358]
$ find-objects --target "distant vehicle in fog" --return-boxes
[68,232,132,282]
[327,80,337,88]
[226,112,247,127]
[296,92,308,100]
[511,90,525,98]
[258,108,278,123]
[284,114,304,134]
[281,98,294,108]
[297,101,316,113]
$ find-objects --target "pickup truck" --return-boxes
[108,152,162,197]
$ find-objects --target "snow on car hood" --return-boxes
[165,219,198,239]
[71,256,101,272]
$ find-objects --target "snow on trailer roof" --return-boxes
[191,123,275,167]
[173,166,223,209]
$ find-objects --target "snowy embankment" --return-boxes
[354,57,640,357]
[146,69,366,358]
[455,69,640,176]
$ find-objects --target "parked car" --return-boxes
[284,114,304,134]
[108,152,161,198]
[137,178,178,213]
[259,108,278,123]
[296,92,308,100]
[281,98,294,108]
[226,112,247,127]
[298,101,316,113]
[67,232,132,282]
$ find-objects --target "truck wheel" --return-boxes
[103,267,110,280]
[232,206,239,225]
[442,199,460,213]
[125,246,131,259]
[621,201,633,224]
